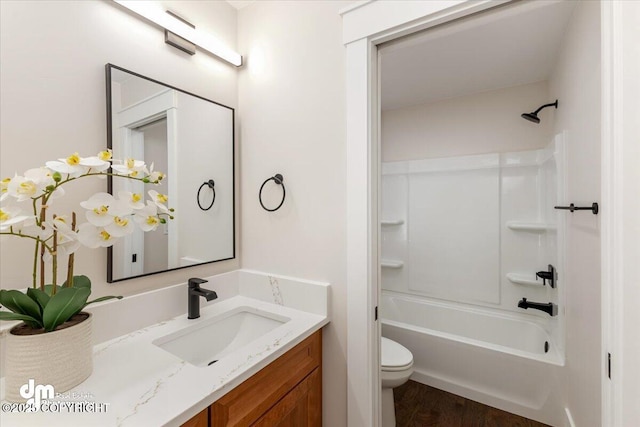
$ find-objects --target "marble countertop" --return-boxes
[0,270,329,427]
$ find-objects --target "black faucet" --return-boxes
[188,278,218,319]
[518,298,558,316]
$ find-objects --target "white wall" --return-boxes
[381,81,553,162]
[548,1,602,425]
[0,0,239,298]
[237,1,349,425]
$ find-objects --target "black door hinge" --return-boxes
[375,306,378,321]
[608,352,611,379]
[132,253,137,263]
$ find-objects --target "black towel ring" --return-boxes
[259,174,285,212]
[197,179,216,211]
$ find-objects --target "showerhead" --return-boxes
[521,100,558,124]
[521,112,540,123]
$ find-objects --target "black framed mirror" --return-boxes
[105,64,235,282]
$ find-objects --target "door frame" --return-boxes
[113,88,180,270]
[341,1,628,426]
[600,1,639,426]
[342,2,510,425]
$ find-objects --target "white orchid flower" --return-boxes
[80,192,131,226]
[148,171,165,183]
[51,215,73,231]
[80,156,110,172]
[6,168,57,201]
[26,167,55,186]
[27,167,65,200]
[98,149,112,162]
[90,151,113,179]
[134,202,161,231]
[42,219,80,263]
[45,152,110,177]
[38,220,60,245]
[118,191,145,210]
[105,215,135,237]
[76,223,117,248]
[1,177,11,201]
[7,175,36,201]
[111,158,147,178]
[49,215,77,239]
[147,163,165,183]
[148,190,170,214]
[46,152,89,177]
[0,205,34,231]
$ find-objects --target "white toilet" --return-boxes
[381,337,414,427]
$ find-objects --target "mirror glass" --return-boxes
[106,64,235,282]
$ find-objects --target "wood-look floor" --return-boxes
[394,381,550,427]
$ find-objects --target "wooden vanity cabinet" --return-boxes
[181,330,322,427]
[182,408,209,427]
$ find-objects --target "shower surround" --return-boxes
[380,137,566,425]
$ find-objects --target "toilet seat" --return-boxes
[381,337,413,372]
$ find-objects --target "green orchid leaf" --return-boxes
[42,287,91,332]
[43,284,63,296]
[0,290,42,320]
[0,311,42,328]
[72,275,91,289]
[27,288,51,311]
[84,295,123,307]
[61,275,91,289]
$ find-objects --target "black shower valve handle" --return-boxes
[535,264,556,289]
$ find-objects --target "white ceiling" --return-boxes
[226,1,255,10]
[380,1,576,111]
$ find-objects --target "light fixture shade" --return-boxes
[113,0,243,67]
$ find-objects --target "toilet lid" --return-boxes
[381,337,413,370]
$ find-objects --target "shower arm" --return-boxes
[533,101,558,115]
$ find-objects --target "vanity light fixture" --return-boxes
[164,11,196,56]
[112,0,243,67]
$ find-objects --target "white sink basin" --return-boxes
[153,306,290,367]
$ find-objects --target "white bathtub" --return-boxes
[381,291,566,426]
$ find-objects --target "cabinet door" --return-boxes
[251,368,321,427]
[211,331,321,426]
[182,408,209,427]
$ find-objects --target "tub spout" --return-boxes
[518,298,558,316]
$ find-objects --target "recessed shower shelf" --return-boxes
[381,260,404,269]
[381,219,405,226]
[507,273,542,287]
[507,222,556,232]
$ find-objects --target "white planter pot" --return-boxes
[4,312,93,402]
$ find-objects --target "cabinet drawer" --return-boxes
[211,330,322,426]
